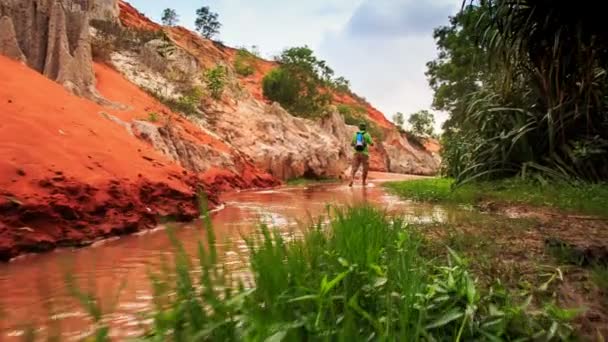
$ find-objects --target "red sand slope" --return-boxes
[0,56,276,261]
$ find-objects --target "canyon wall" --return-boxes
[0,0,439,260]
[0,0,106,101]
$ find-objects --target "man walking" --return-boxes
[349,122,374,187]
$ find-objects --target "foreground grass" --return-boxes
[384,178,608,217]
[47,207,581,341]
[109,206,573,341]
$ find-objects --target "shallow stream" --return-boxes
[0,172,471,340]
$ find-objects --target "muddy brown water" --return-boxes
[0,172,470,341]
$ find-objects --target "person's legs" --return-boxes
[361,155,370,186]
[349,154,361,187]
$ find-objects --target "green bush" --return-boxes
[337,104,365,124]
[147,112,159,122]
[204,65,227,100]
[262,47,333,117]
[337,104,384,140]
[262,68,300,108]
[144,86,202,117]
[233,49,255,76]
[407,110,435,138]
[175,86,204,114]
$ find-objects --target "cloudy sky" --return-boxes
[126,0,459,131]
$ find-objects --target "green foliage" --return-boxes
[133,206,575,340]
[233,49,256,76]
[439,129,483,178]
[591,265,608,294]
[262,46,352,118]
[263,46,333,117]
[147,112,159,122]
[263,68,300,108]
[204,65,227,100]
[161,8,179,26]
[90,19,166,62]
[176,86,204,114]
[241,45,261,57]
[407,110,435,138]
[392,112,405,130]
[385,178,608,217]
[426,5,487,130]
[144,86,203,116]
[337,104,366,124]
[427,2,608,183]
[195,6,221,39]
[338,104,384,140]
[332,76,351,93]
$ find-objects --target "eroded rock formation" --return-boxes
[89,0,119,21]
[384,131,440,175]
[209,101,353,180]
[0,0,104,101]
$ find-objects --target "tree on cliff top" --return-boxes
[161,8,179,26]
[195,6,221,39]
[408,110,435,138]
[393,112,405,132]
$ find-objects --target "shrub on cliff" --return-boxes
[204,65,227,100]
[392,112,406,133]
[262,46,333,117]
[263,68,300,110]
[338,104,385,140]
[233,49,255,77]
[332,76,352,93]
[90,19,166,62]
[144,86,203,117]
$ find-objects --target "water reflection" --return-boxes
[0,173,462,340]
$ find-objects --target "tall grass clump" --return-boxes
[134,206,576,341]
[428,2,608,184]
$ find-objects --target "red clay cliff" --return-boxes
[0,56,277,261]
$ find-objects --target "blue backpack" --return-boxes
[355,132,366,151]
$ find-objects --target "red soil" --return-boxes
[0,55,277,261]
[119,1,160,31]
[424,139,441,153]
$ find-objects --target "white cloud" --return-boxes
[318,0,458,132]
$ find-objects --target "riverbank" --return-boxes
[384,178,608,218]
[385,177,608,338]
[69,207,582,340]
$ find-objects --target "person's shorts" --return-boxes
[352,153,369,173]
